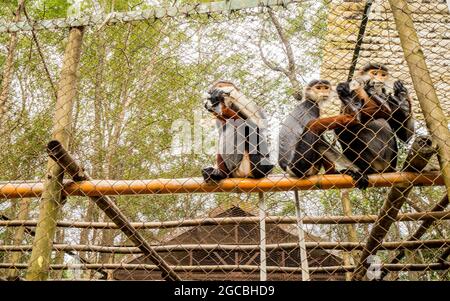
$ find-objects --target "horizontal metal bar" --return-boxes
[0,0,298,33]
[1,211,449,229]
[0,172,443,199]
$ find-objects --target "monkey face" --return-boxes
[310,84,331,103]
[365,69,389,95]
[368,69,389,87]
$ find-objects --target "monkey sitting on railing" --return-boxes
[202,80,274,182]
[337,63,414,143]
[278,79,369,188]
[331,63,415,179]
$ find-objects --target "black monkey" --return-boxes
[278,79,369,188]
[202,80,274,182]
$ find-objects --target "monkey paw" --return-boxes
[202,167,227,183]
[336,82,352,98]
[339,170,369,190]
[394,80,407,95]
[208,89,227,104]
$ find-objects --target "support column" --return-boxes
[26,27,84,280]
[259,192,267,281]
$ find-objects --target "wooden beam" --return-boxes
[294,191,310,281]
[1,239,448,253]
[0,0,302,33]
[2,211,449,229]
[389,0,450,209]
[0,213,107,278]
[258,192,267,281]
[1,262,448,273]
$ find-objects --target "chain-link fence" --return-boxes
[0,0,449,281]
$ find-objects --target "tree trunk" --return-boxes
[98,24,133,267]
[26,27,84,281]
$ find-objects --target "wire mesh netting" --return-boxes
[0,0,449,281]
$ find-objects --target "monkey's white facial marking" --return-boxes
[368,69,389,83]
[306,85,331,103]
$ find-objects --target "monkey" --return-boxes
[331,64,410,176]
[337,63,415,143]
[202,80,274,182]
[278,79,369,188]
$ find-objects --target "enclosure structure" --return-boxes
[0,0,449,282]
[113,206,345,280]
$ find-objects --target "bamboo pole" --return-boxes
[294,191,310,281]
[46,140,181,281]
[2,239,449,253]
[6,198,29,280]
[258,192,267,281]
[381,194,449,280]
[388,0,450,200]
[26,27,84,281]
[0,172,444,199]
[1,262,448,273]
[353,136,436,280]
[2,210,450,229]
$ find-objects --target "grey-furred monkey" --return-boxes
[202,80,274,182]
[278,79,369,188]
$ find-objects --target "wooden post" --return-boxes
[6,198,29,280]
[258,192,267,281]
[294,190,310,281]
[388,0,450,199]
[340,190,359,281]
[26,27,84,281]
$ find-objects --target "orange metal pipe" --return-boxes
[0,172,443,199]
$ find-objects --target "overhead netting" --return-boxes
[0,0,449,281]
